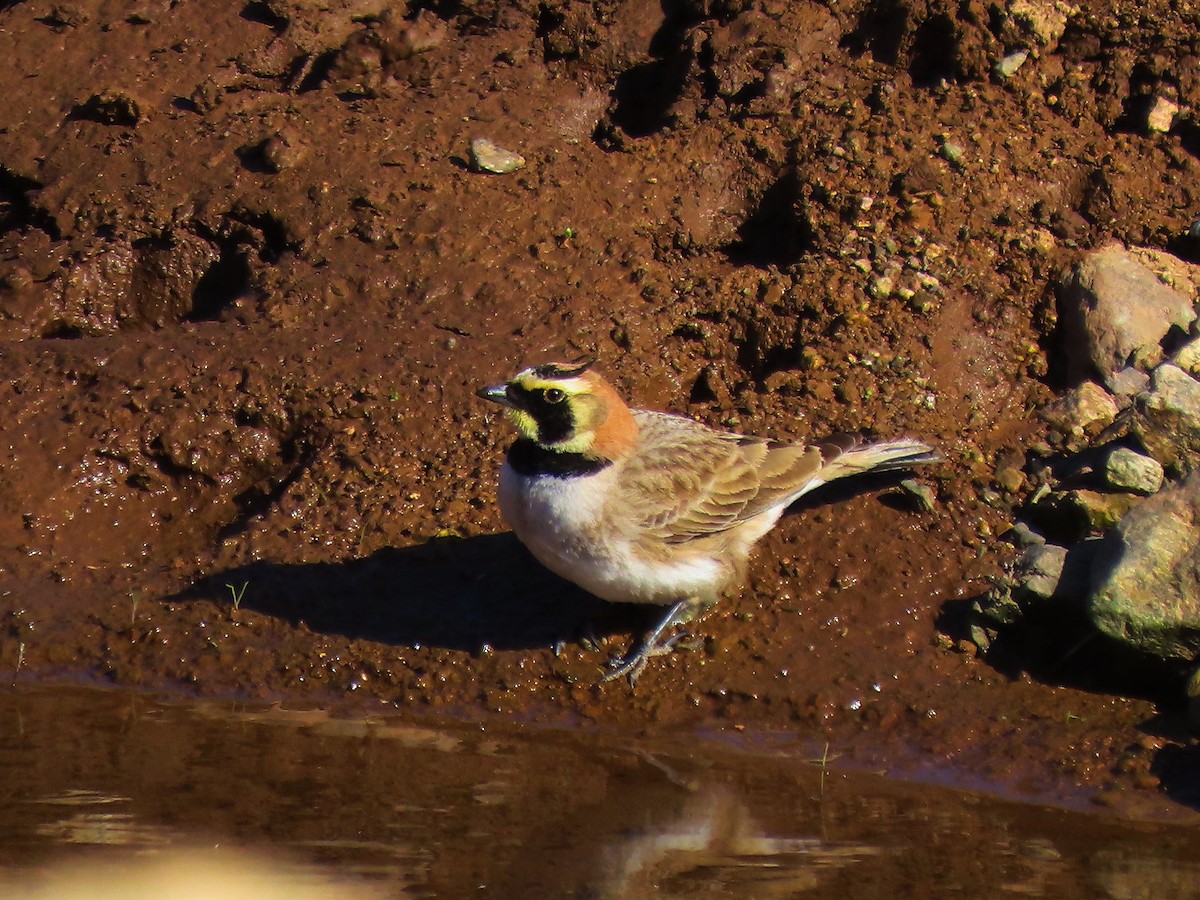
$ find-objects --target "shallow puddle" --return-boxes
[1,685,1198,899]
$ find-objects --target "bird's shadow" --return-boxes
[182,532,642,653]
[183,470,931,654]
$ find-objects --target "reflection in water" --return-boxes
[602,788,883,898]
[0,685,1198,898]
[0,848,388,899]
[31,789,173,849]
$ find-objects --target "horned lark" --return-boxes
[478,359,937,684]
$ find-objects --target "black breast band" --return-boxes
[507,439,612,478]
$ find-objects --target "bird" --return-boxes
[477,358,937,685]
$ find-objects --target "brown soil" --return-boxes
[1,0,1198,816]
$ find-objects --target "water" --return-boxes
[0,685,1197,898]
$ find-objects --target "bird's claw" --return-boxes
[602,631,688,687]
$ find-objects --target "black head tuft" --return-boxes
[531,357,595,380]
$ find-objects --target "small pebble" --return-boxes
[995,465,1025,493]
[868,275,894,299]
[939,140,965,167]
[898,479,936,512]
[469,138,525,174]
[1146,96,1179,133]
[1019,543,1068,600]
[1006,521,1046,548]
[994,50,1029,78]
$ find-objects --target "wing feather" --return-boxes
[621,412,830,544]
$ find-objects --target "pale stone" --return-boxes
[469,138,525,174]
[1147,96,1180,133]
[995,50,1029,78]
[1059,243,1197,387]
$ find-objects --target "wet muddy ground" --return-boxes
[1,0,1200,883]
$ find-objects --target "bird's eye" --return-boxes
[544,388,566,404]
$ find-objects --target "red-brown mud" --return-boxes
[0,0,1198,822]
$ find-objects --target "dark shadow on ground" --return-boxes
[183,532,646,653]
[186,471,929,655]
[1151,741,1200,811]
[786,467,934,515]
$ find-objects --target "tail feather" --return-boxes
[816,437,940,483]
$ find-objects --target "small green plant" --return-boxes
[806,742,839,801]
[226,581,249,613]
[818,742,830,800]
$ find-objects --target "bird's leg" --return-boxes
[603,597,700,687]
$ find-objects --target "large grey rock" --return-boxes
[1089,471,1200,661]
[1134,364,1200,472]
[1059,244,1198,388]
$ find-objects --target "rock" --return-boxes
[1107,366,1151,397]
[868,275,894,298]
[1008,0,1076,46]
[995,465,1025,493]
[1038,381,1119,448]
[1006,520,1047,548]
[1058,243,1198,388]
[994,49,1029,78]
[970,539,1093,653]
[1069,489,1135,531]
[1173,336,1200,377]
[260,133,305,172]
[1147,96,1179,133]
[1133,364,1200,472]
[1018,543,1068,600]
[469,138,526,174]
[1102,447,1164,495]
[898,479,936,512]
[1027,489,1134,542]
[1089,470,1200,661]
[939,140,965,167]
[974,581,1023,630]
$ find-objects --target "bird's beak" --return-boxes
[476,384,513,407]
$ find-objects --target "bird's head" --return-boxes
[477,359,637,458]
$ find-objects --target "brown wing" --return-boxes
[621,411,830,544]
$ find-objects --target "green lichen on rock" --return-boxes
[1089,471,1200,661]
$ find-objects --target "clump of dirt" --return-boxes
[1,0,1198,809]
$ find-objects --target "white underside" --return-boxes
[498,460,781,605]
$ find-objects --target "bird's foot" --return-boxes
[600,597,700,687]
[602,631,688,687]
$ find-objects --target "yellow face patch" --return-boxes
[504,372,597,451]
[504,407,540,441]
